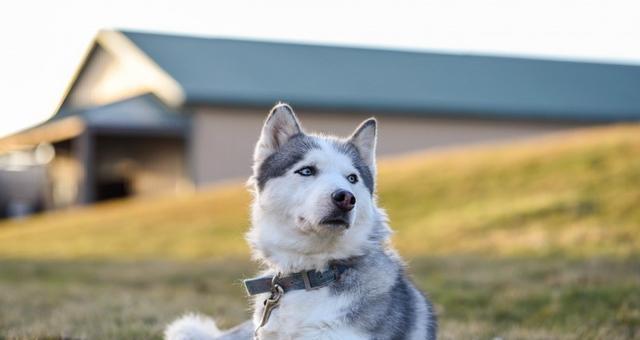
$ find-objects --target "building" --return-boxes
[1,29,639,217]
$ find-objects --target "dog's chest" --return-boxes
[254,287,365,340]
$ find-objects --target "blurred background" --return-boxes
[0,0,639,339]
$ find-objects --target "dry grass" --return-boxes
[0,257,637,339]
[1,124,639,260]
[0,123,639,339]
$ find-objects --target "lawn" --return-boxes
[0,124,639,339]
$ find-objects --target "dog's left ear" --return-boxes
[348,118,377,170]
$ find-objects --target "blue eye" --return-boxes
[347,174,358,184]
[295,166,316,177]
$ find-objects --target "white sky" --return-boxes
[0,0,639,138]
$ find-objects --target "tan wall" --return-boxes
[95,136,191,197]
[191,107,584,186]
[48,149,83,208]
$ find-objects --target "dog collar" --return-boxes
[243,264,349,296]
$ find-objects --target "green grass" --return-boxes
[0,124,639,339]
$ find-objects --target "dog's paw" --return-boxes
[164,313,221,340]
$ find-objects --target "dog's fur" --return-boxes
[165,104,437,340]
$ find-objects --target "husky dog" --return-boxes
[165,104,437,340]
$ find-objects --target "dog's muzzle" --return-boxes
[319,189,356,228]
[319,209,351,228]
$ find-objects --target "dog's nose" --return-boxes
[331,190,356,212]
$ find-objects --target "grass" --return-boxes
[0,124,639,339]
[1,257,638,339]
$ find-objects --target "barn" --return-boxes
[1,29,639,217]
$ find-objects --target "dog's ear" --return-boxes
[254,103,303,163]
[348,118,377,170]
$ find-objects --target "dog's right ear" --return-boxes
[254,103,303,163]
[348,118,377,170]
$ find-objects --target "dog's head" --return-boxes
[247,104,390,271]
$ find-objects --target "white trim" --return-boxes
[0,117,86,154]
[96,30,185,108]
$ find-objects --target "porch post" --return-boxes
[74,130,95,204]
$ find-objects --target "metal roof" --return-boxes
[72,93,187,133]
[42,93,186,138]
[0,94,186,154]
[122,30,640,122]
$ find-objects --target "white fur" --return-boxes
[251,286,369,340]
[247,139,380,273]
[164,313,221,340]
[245,116,383,339]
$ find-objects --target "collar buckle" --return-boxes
[301,270,312,290]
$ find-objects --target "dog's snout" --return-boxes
[331,190,356,212]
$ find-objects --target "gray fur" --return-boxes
[331,140,375,194]
[423,293,438,339]
[255,134,376,194]
[328,246,437,340]
[255,133,319,190]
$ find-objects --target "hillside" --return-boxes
[1,124,639,339]
[0,124,639,260]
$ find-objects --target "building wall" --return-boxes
[0,134,190,218]
[94,135,191,199]
[48,143,83,208]
[190,106,584,186]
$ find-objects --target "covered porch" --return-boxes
[0,94,191,218]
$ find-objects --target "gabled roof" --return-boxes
[120,30,640,122]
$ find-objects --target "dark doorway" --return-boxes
[96,178,131,201]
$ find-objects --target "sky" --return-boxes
[0,0,639,138]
